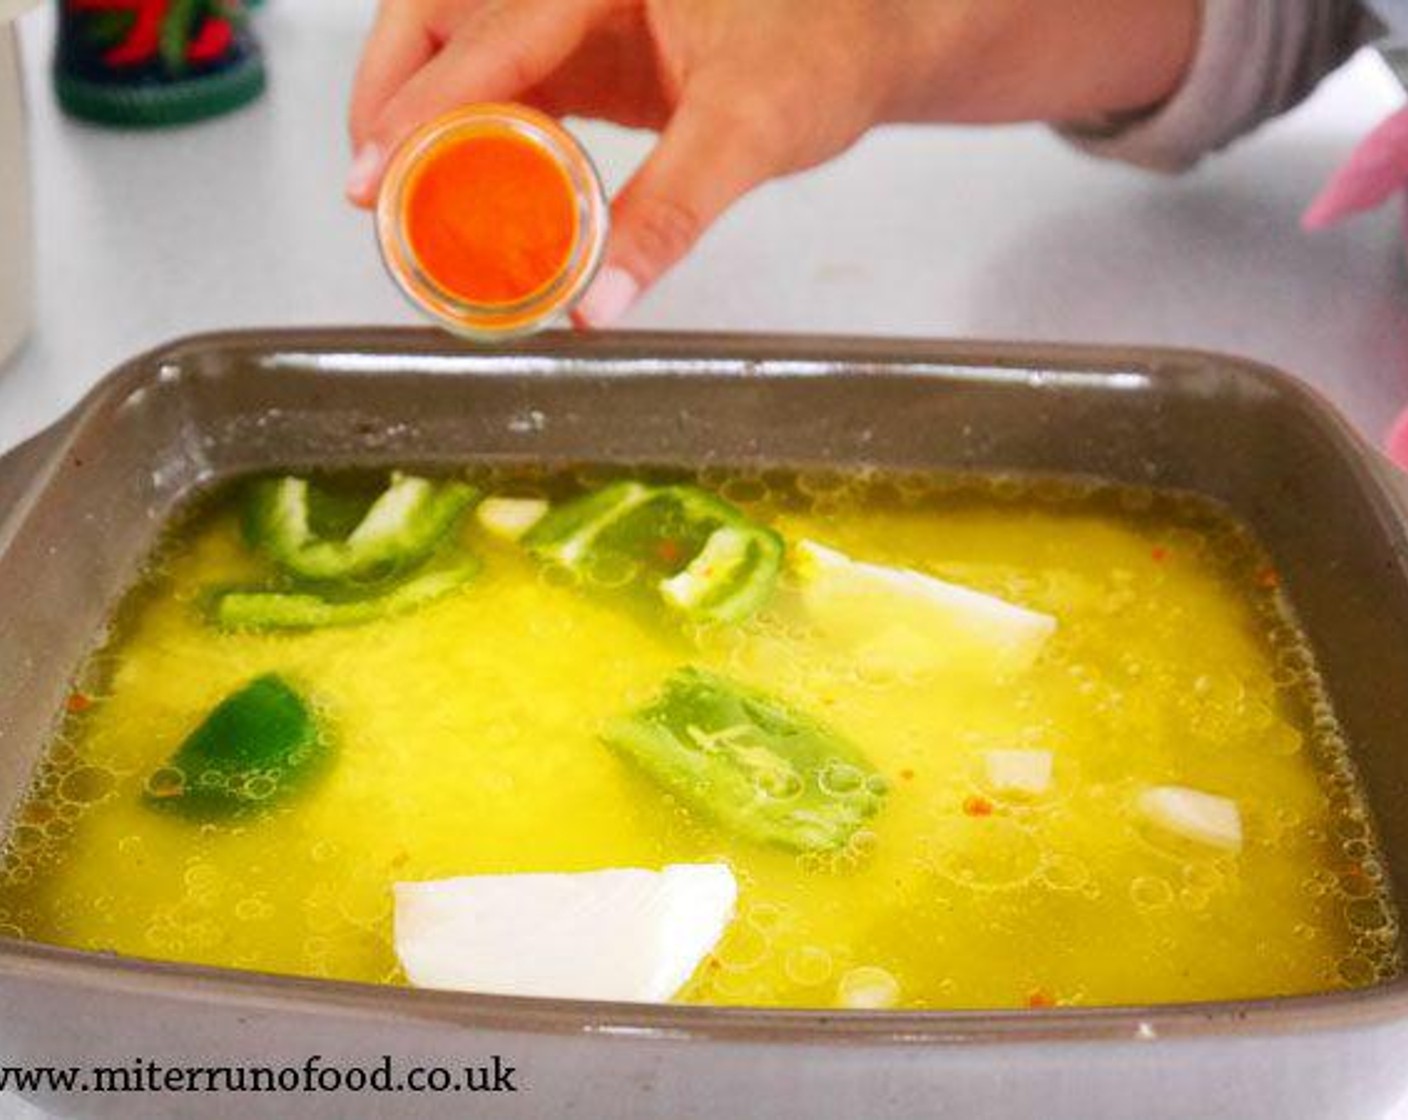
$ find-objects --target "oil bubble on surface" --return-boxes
[1130,875,1175,910]
[932,818,1042,891]
[838,966,901,1009]
[784,945,834,987]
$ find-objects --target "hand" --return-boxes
[347,0,903,326]
[347,0,1198,327]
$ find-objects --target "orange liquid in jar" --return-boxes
[401,132,579,307]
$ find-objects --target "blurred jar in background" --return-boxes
[54,0,264,126]
[0,14,32,368]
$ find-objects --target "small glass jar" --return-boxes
[376,103,609,341]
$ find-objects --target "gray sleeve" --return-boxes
[1061,0,1384,173]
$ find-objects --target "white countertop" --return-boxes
[1,0,1406,458]
[1,4,1407,1119]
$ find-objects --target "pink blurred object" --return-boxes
[1303,105,1408,231]
[1303,106,1408,468]
[1388,409,1408,469]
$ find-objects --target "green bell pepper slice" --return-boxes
[602,667,887,852]
[209,557,480,632]
[658,524,785,625]
[144,674,328,819]
[243,472,478,583]
[524,483,784,624]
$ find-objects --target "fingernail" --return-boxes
[1388,407,1408,470]
[345,144,385,205]
[574,266,639,329]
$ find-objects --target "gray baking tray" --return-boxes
[1,329,1407,1120]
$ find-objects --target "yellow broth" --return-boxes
[0,469,1399,1009]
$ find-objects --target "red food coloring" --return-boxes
[1257,567,1281,590]
[66,692,92,714]
[1150,547,1168,563]
[1342,861,1371,886]
[963,795,994,818]
[656,539,684,565]
[1026,988,1057,1009]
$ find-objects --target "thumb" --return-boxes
[574,95,784,328]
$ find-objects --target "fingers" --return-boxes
[348,2,442,152]
[347,0,623,207]
[520,12,671,132]
[575,92,787,328]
